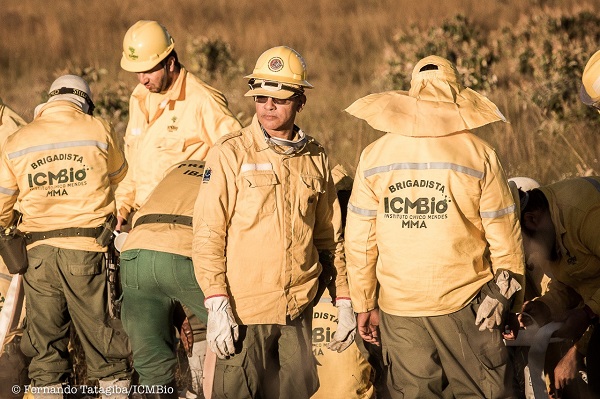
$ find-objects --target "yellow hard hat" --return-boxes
[121,20,175,73]
[245,46,313,99]
[580,49,600,107]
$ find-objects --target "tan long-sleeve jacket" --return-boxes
[536,177,600,317]
[0,101,127,251]
[116,68,241,219]
[345,130,525,316]
[192,116,349,325]
[121,160,205,279]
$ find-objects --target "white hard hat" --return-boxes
[508,176,541,215]
[508,176,540,191]
[35,75,95,118]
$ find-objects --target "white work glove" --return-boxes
[205,296,239,359]
[327,299,357,352]
[475,270,521,331]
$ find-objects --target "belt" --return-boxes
[22,226,103,245]
[134,214,193,228]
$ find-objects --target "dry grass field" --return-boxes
[1,0,600,183]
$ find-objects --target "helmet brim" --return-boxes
[120,52,168,73]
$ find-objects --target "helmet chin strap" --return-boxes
[261,126,308,155]
[48,87,95,115]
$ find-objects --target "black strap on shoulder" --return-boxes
[134,214,193,228]
[23,226,103,245]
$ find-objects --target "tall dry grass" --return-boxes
[1,0,600,184]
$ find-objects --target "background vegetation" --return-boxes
[2,0,600,185]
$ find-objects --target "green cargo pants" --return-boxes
[212,306,318,399]
[379,300,515,399]
[20,245,131,387]
[119,249,207,386]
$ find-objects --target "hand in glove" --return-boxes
[205,296,239,359]
[327,298,357,352]
[475,270,521,332]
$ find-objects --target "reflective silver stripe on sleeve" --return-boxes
[0,186,18,196]
[8,140,109,160]
[108,162,127,178]
[348,203,377,217]
[364,162,484,179]
[480,204,516,219]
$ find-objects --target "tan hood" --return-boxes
[345,55,507,136]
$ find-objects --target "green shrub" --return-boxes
[384,14,500,92]
[499,10,600,118]
[185,36,244,82]
[383,10,600,120]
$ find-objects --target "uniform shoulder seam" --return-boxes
[215,130,243,146]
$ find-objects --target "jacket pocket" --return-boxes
[241,171,278,215]
[299,174,325,216]
[567,255,599,279]
[158,136,185,153]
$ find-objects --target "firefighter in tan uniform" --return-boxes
[0,99,28,396]
[344,56,525,398]
[117,21,242,397]
[116,20,242,225]
[0,75,131,397]
[119,160,208,398]
[311,164,374,399]
[192,46,355,399]
[572,49,600,398]
[516,178,600,398]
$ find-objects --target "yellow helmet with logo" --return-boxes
[120,20,175,73]
[580,49,600,108]
[245,46,313,99]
